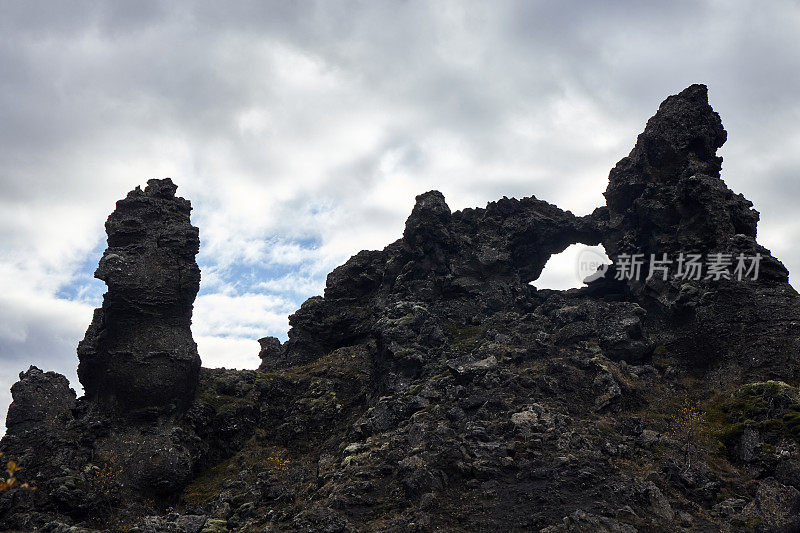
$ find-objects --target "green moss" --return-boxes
[408,382,424,394]
[444,323,485,353]
[183,438,291,506]
[198,391,254,412]
[183,454,238,505]
[256,372,298,385]
[201,519,228,533]
[254,344,374,453]
[585,339,601,353]
[395,313,416,326]
[782,409,800,439]
[299,390,339,412]
[652,345,678,370]
[256,346,370,390]
[393,347,417,359]
[708,381,800,448]
[723,382,796,420]
[596,419,614,435]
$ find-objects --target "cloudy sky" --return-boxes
[2,0,799,434]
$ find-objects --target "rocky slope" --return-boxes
[2,85,800,532]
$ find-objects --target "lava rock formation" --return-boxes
[77,178,202,417]
[2,85,800,532]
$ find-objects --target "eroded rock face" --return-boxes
[282,84,799,378]
[77,178,201,416]
[5,366,75,435]
[3,84,800,532]
[597,84,784,279]
[257,336,283,372]
[283,190,602,367]
[0,367,84,521]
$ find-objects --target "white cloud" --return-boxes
[2,1,800,432]
[194,335,262,371]
[254,273,326,297]
[193,292,295,341]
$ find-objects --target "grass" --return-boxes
[197,390,255,411]
[652,345,679,370]
[182,438,291,506]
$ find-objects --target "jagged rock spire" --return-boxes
[599,84,761,259]
[77,178,201,417]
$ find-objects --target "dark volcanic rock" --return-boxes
[6,366,76,433]
[77,178,201,416]
[283,190,601,368]
[601,84,745,255]
[257,336,283,372]
[4,84,800,532]
[598,84,783,279]
[0,368,86,527]
[1,181,205,531]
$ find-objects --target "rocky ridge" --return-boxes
[2,85,800,532]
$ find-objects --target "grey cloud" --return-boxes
[2,0,800,432]
[0,308,83,436]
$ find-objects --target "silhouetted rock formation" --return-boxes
[257,336,283,372]
[597,84,783,279]
[3,85,800,532]
[283,189,601,368]
[77,178,201,417]
[5,366,75,438]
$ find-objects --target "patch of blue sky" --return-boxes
[293,236,321,249]
[198,262,280,293]
[55,234,327,337]
[197,235,326,297]
[197,261,322,296]
[55,240,106,305]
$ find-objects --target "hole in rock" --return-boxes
[532,244,611,290]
